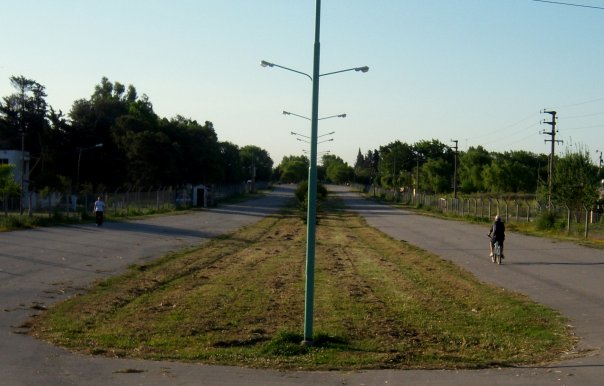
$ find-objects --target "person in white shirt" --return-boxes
[93,196,105,226]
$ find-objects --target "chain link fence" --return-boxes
[1,181,270,218]
[353,183,604,240]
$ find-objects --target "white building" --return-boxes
[0,149,30,191]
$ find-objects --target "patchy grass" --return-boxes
[29,202,574,370]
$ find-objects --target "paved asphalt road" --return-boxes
[1,185,603,385]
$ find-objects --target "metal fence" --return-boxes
[353,183,604,240]
[1,181,270,217]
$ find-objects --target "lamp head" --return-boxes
[355,66,369,73]
[260,60,274,68]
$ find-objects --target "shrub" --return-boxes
[295,181,327,204]
[536,212,557,230]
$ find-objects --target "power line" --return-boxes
[564,123,603,131]
[532,0,604,10]
[477,122,540,147]
[497,128,543,149]
[469,113,540,142]
[549,96,604,109]
[563,111,604,120]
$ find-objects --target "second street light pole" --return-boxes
[303,0,321,346]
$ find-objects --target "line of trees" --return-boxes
[272,137,602,212]
[274,154,353,184]
[2,75,600,212]
[0,76,273,194]
[352,139,603,211]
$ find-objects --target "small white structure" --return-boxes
[0,149,30,191]
[192,184,208,207]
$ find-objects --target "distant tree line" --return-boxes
[0,76,273,194]
[275,154,353,185]
[352,139,602,209]
[2,75,599,209]
[274,137,601,208]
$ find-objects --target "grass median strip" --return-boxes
[29,203,574,370]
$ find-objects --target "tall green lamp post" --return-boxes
[261,0,368,345]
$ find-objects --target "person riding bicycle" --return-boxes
[488,215,505,259]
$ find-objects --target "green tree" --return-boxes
[458,146,491,193]
[160,116,222,185]
[378,141,414,188]
[240,145,273,182]
[0,76,49,151]
[322,154,353,184]
[552,148,599,210]
[0,164,20,214]
[219,142,244,184]
[422,158,451,193]
[504,150,542,193]
[480,151,542,194]
[34,107,72,190]
[278,155,308,183]
[414,139,451,163]
[0,76,54,189]
[481,161,509,193]
[353,148,374,184]
[68,77,131,188]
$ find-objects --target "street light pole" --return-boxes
[291,130,334,140]
[260,1,367,344]
[415,151,420,195]
[19,128,25,215]
[303,0,322,346]
[261,61,312,81]
[284,110,345,121]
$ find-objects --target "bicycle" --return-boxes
[492,240,502,265]
[487,235,503,265]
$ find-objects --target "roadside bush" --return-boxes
[295,181,327,204]
[295,181,328,223]
[535,212,557,230]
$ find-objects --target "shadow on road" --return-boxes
[0,252,100,275]
[91,221,221,239]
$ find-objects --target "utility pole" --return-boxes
[451,139,458,198]
[541,110,562,209]
[415,151,420,195]
[597,150,603,179]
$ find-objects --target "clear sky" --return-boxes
[1,0,603,166]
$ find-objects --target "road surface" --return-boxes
[1,185,603,385]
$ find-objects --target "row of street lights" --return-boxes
[287,110,340,153]
[291,130,335,142]
[261,0,368,345]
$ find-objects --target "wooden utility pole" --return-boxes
[451,139,458,198]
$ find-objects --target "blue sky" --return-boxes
[1,0,603,166]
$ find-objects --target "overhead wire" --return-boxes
[547,96,604,110]
[562,111,604,120]
[532,0,604,10]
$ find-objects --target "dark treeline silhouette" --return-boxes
[0,76,273,194]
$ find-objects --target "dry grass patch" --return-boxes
[29,204,574,370]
